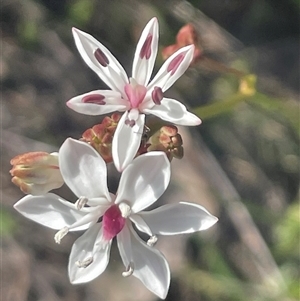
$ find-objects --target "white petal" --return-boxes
[115,152,170,213]
[72,28,128,95]
[67,206,107,231]
[130,214,153,236]
[13,193,92,230]
[117,224,170,299]
[87,195,115,207]
[59,138,111,200]
[143,97,201,126]
[138,202,218,235]
[147,45,194,92]
[67,90,128,116]
[112,111,145,172]
[69,223,112,284]
[132,18,159,86]
[116,223,132,268]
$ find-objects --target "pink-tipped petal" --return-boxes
[67,90,128,116]
[72,28,129,95]
[138,202,218,235]
[112,111,145,172]
[69,224,112,284]
[132,18,159,86]
[143,97,201,126]
[148,45,194,92]
[115,152,170,213]
[59,138,111,200]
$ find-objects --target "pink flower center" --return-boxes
[124,81,147,109]
[102,205,126,241]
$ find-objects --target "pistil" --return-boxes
[102,205,126,241]
[124,78,147,109]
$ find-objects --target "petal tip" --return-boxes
[72,27,80,36]
[212,216,219,224]
[196,117,202,125]
[151,17,158,25]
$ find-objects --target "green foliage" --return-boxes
[18,20,39,47]
[274,202,300,261]
[273,202,300,299]
[1,209,17,237]
[67,0,95,26]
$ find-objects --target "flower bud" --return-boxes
[81,113,121,163]
[147,125,184,160]
[10,152,64,195]
[162,24,202,64]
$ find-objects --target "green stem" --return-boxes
[193,92,251,120]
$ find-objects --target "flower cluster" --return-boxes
[12,18,217,299]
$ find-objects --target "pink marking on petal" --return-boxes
[124,83,147,108]
[82,94,106,105]
[151,86,163,105]
[103,205,126,241]
[125,119,136,127]
[94,48,109,67]
[167,53,185,75]
[140,34,153,60]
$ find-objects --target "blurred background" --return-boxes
[1,0,299,300]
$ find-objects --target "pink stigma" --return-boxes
[140,34,153,59]
[82,94,106,105]
[94,48,109,67]
[103,205,126,241]
[167,53,185,75]
[124,82,147,109]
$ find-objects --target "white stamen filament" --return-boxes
[119,203,131,218]
[75,257,93,268]
[147,235,158,247]
[54,226,69,244]
[75,196,88,210]
[122,262,134,277]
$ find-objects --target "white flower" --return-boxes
[14,138,217,299]
[67,17,201,172]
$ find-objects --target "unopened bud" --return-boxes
[81,113,121,163]
[148,125,184,160]
[10,152,64,195]
[162,23,202,64]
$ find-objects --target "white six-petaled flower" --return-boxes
[14,138,217,299]
[67,17,201,172]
